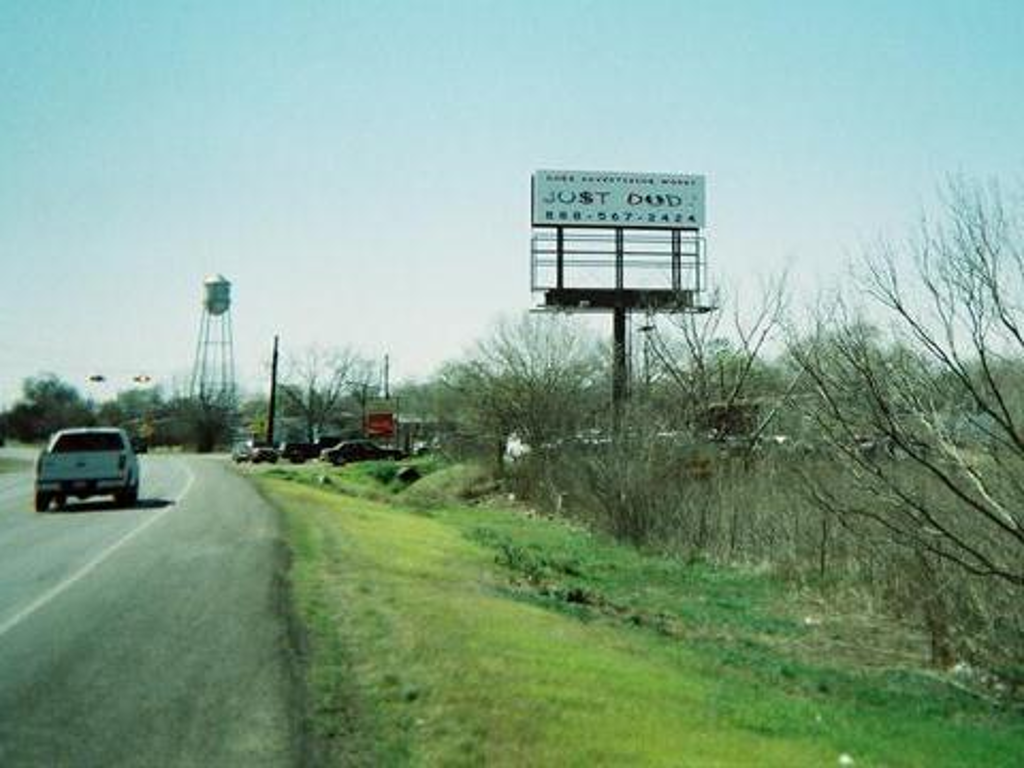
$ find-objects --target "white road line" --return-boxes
[0,462,196,641]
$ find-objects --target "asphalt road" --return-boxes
[0,450,304,767]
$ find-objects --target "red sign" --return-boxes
[365,411,395,438]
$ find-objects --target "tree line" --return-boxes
[0,346,380,450]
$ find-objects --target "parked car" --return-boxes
[313,436,343,454]
[231,442,253,463]
[130,435,149,454]
[251,445,279,464]
[279,442,319,463]
[34,427,140,511]
[320,440,404,466]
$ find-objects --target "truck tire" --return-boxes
[34,492,51,512]
[116,486,138,507]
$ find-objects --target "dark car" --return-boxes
[251,445,279,464]
[279,442,318,463]
[320,440,404,467]
[313,436,343,454]
[130,436,149,454]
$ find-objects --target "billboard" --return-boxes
[532,170,705,229]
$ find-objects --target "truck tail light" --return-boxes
[118,453,127,471]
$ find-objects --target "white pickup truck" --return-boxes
[35,427,140,512]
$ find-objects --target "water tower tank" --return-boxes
[203,274,231,316]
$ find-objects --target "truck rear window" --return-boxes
[52,433,125,452]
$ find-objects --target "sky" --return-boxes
[1,0,1022,407]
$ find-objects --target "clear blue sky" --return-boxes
[2,0,1022,406]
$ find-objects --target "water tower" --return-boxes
[189,274,236,400]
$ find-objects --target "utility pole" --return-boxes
[383,353,390,399]
[265,335,279,446]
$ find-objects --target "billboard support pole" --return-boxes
[612,306,628,427]
[612,227,627,427]
[671,229,682,291]
[556,227,565,290]
[614,228,624,290]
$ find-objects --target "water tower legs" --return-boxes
[190,307,235,400]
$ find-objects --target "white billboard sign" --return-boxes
[532,170,705,229]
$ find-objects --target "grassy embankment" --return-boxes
[254,459,1024,766]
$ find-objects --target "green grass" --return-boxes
[256,462,1024,766]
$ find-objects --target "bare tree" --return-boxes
[789,179,1024,591]
[440,314,603,471]
[646,274,794,444]
[280,345,373,441]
